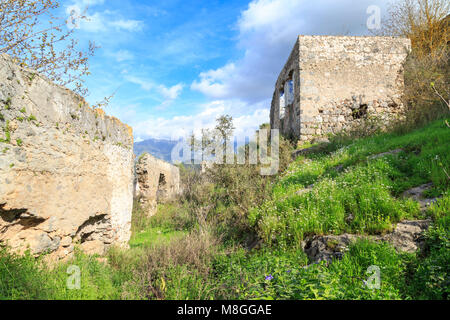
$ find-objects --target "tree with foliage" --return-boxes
[188,128,215,163]
[0,0,96,96]
[380,0,449,124]
[215,114,234,153]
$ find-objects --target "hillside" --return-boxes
[251,118,449,247]
[1,118,448,300]
[133,138,179,162]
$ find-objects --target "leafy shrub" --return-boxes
[177,131,294,244]
[402,49,450,128]
[380,0,450,128]
[211,248,309,299]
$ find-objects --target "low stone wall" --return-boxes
[135,153,180,216]
[0,54,134,261]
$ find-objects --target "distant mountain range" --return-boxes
[133,138,179,162]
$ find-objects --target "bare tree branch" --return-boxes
[0,0,97,96]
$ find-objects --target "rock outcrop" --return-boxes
[134,153,180,216]
[401,183,439,211]
[303,220,432,264]
[0,54,134,261]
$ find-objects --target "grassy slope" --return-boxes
[250,118,450,246]
[0,119,449,300]
[214,118,449,300]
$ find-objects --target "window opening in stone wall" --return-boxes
[352,104,368,119]
[285,70,295,107]
[157,173,167,201]
[279,89,285,119]
[285,79,294,106]
[159,173,166,186]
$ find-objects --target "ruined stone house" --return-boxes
[134,153,181,216]
[0,54,134,261]
[270,36,412,142]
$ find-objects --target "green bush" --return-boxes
[212,248,309,299]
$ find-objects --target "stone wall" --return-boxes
[0,54,134,261]
[135,153,180,216]
[270,36,412,142]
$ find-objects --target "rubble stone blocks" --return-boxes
[270,35,412,141]
[135,153,181,216]
[0,54,134,261]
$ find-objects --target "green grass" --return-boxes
[2,213,447,300]
[0,247,121,300]
[250,118,450,247]
[0,120,11,143]
[129,227,187,248]
[211,240,410,300]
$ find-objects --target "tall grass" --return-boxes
[0,247,121,300]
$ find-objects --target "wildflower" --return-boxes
[265,275,273,281]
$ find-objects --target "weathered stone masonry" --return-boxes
[270,36,412,141]
[135,153,180,217]
[0,54,134,261]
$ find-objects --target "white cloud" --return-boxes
[123,75,184,109]
[130,100,270,141]
[158,83,184,100]
[110,49,134,62]
[66,2,144,33]
[191,0,390,104]
[191,63,236,98]
[109,19,144,32]
[125,75,153,91]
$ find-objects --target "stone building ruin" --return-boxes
[134,153,181,216]
[0,53,183,261]
[270,36,412,142]
[0,54,134,261]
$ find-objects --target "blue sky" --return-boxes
[61,0,393,142]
